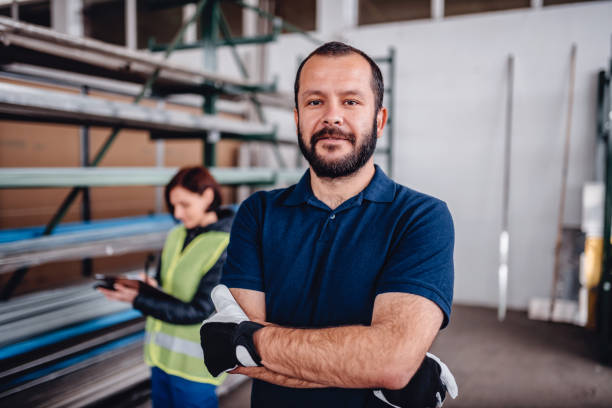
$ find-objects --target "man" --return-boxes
[201,42,456,407]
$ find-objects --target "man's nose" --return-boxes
[174,207,183,219]
[322,103,343,126]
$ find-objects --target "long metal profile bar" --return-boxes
[0,64,289,110]
[0,167,304,188]
[0,231,169,274]
[0,66,178,108]
[498,54,514,322]
[0,82,275,137]
[0,289,103,326]
[0,321,144,381]
[0,297,141,353]
[0,298,133,346]
[550,44,578,320]
[0,16,267,90]
[0,285,90,315]
[0,335,145,400]
[0,222,175,255]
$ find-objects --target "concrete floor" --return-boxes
[219,305,612,408]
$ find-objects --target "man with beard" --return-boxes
[200,42,457,407]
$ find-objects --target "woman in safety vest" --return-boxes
[99,166,234,408]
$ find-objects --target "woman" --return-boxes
[99,166,233,408]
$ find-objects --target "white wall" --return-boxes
[211,2,612,309]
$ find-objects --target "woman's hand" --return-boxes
[140,272,158,288]
[98,283,139,303]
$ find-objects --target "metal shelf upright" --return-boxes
[598,52,612,363]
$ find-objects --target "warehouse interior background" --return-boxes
[1,0,612,407]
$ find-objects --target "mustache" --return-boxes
[311,127,356,145]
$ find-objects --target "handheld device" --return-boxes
[93,274,140,290]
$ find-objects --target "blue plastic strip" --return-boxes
[0,214,174,243]
[0,309,142,360]
[0,331,144,391]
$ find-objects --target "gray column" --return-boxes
[316,0,358,37]
[11,0,18,20]
[51,0,83,36]
[125,0,137,50]
[531,0,543,9]
[183,3,198,44]
[432,0,444,21]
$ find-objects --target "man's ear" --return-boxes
[294,108,299,130]
[376,107,388,138]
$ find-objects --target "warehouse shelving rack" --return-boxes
[0,2,397,402]
[0,0,310,299]
[0,0,311,403]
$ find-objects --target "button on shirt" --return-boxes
[221,165,454,407]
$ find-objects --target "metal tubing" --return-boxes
[0,167,304,188]
[550,44,578,320]
[0,14,262,89]
[498,54,514,322]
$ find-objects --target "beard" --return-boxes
[297,116,378,179]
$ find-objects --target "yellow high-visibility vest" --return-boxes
[144,225,229,384]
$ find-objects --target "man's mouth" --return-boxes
[311,128,355,145]
[316,135,349,142]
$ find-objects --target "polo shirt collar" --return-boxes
[283,169,313,206]
[362,165,396,203]
[283,165,395,206]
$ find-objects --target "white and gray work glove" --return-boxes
[200,285,264,377]
[373,352,458,408]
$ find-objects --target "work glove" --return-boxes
[373,352,458,408]
[200,284,264,377]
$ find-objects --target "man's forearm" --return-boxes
[252,293,443,390]
[254,324,409,389]
[230,366,329,388]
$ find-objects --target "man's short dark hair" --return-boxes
[294,41,384,113]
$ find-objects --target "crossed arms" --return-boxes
[228,287,443,390]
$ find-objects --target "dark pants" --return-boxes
[151,366,218,408]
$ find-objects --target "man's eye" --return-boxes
[345,100,358,106]
[307,100,321,106]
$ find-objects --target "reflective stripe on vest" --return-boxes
[144,226,229,384]
[145,331,203,359]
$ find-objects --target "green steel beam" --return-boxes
[149,33,278,51]
[0,167,305,188]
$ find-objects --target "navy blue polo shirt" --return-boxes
[221,165,454,408]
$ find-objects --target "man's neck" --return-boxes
[310,161,376,210]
